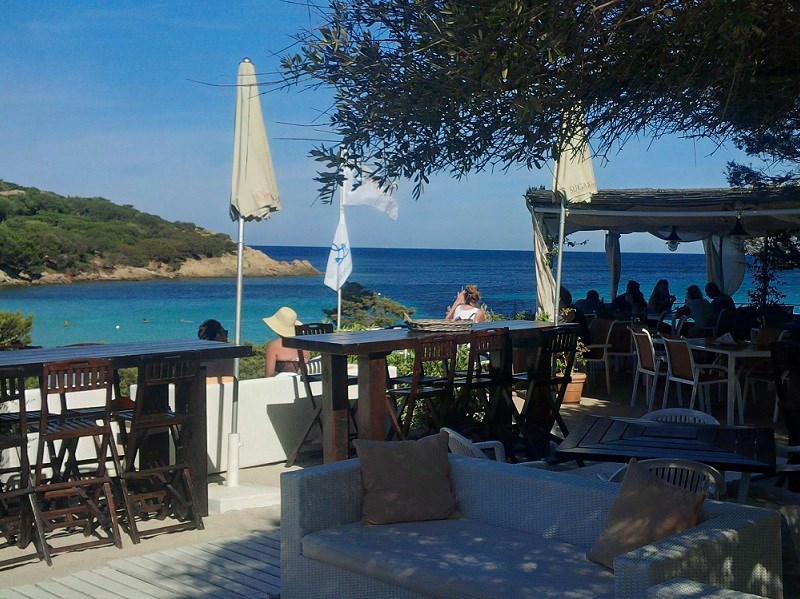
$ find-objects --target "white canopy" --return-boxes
[527,187,800,303]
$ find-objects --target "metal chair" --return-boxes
[440,427,547,469]
[608,458,726,500]
[660,334,731,415]
[741,327,788,422]
[115,356,204,544]
[673,314,689,336]
[629,326,667,410]
[584,317,615,395]
[713,308,736,338]
[770,341,800,492]
[32,358,123,563]
[0,367,47,567]
[441,426,507,461]
[386,335,457,440]
[640,408,720,425]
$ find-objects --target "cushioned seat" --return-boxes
[303,519,614,599]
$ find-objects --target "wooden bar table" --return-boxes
[0,339,252,516]
[284,320,561,463]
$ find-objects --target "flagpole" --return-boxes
[336,173,345,330]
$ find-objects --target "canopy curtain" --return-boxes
[703,235,746,295]
[531,209,557,319]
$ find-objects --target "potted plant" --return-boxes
[558,308,588,404]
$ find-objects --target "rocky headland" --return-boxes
[0,247,320,286]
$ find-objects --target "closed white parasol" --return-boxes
[228,57,280,486]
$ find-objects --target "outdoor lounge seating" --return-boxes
[281,455,784,598]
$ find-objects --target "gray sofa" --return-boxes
[281,456,784,598]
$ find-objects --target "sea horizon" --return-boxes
[0,246,797,348]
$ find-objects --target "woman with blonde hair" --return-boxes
[445,284,486,322]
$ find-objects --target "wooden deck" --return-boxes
[0,530,281,598]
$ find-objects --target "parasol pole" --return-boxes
[228,214,245,487]
[553,152,564,326]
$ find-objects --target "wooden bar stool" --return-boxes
[450,327,512,434]
[0,367,48,567]
[32,358,123,564]
[285,323,358,467]
[115,356,204,544]
[386,335,457,440]
[513,326,580,458]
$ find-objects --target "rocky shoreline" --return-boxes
[0,247,320,286]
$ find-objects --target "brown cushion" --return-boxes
[587,458,706,570]
[354,432,458,525]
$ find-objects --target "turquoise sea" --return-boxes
[1,246,798,348]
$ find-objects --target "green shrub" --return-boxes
[0,311,33,347]
[238,342,266,380]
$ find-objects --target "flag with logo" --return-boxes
[324,212,353,291]
[342,167,399,220]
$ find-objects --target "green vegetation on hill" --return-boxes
[0,181,235,276]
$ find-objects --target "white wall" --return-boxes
[1,366,384,480]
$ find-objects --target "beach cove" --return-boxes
[1,246,798,348]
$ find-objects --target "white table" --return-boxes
[684,339,771,426]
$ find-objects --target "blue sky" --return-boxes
[0,1,760,253]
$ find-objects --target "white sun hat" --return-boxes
[262,306,302,338]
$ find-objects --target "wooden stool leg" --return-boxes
[28,493,52,566]
[285,405,323,468]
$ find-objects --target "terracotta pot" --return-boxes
[562,371,587,404]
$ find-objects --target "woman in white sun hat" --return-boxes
[263,306,310,377]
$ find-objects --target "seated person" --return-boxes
[675,285,716,337]
[197,319,234,383]
[560,286,589,345]
[705,282,735,315]
[574,289,604,315]
[647,279,676,314]
[610,280,647,319]
[263,307,311,376]
[445,284,486,322]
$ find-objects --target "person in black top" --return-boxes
[575,289,604,315]
[560,286,590,345]
[705,282,735,315]
[610,280,647,319]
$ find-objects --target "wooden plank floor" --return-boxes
[0,531,281,599]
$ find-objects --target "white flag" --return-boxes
[342,167,399,220]
[324,212,353,291]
